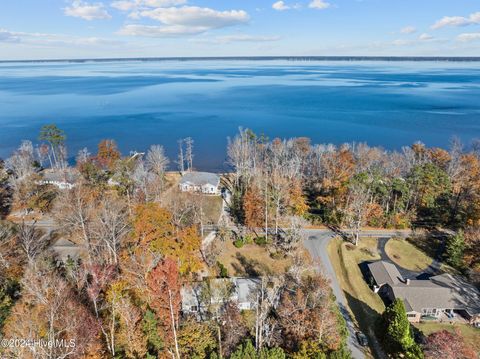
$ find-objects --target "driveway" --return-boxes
[303,229,411,359]
[377,237,443,280]
[303,229,366,359]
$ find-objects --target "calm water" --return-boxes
[1,60,480,171]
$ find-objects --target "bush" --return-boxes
[217,262,228,278]
[254,236,268,246]
[233,239,244,248]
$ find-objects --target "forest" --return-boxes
[0,125,479,358]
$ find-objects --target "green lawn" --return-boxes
[414,322,480,354]
[328,237,385,358]
[385,238,433,272]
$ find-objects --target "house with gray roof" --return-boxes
[179,172,220,195]
[367,260,480,325]
[50,238,86,264]
[39,169,78,190]
[181,277,261,319]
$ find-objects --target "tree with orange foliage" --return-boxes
[243,183,265,229]
[96,139,121,171]
[132,203,202,275]
[147,257,182,359]
[277,273,345,353]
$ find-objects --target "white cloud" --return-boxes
[431,12,480,30]
[400,26,416,34]
[457,32,480,42]
[308,0,330,10]
[0,29,20,43]
[392,39,412,46]
[272,1,289,11]
[193,34,281,44]
[0,28,122,48]
[118,24,203,37]
[419,33,433,41]
[111,0,186,11]
[65,1,111,20]
[137,6,249,29]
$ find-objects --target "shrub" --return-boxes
[233,239,244,248]
[254,236,268,246]
[217,262,228,278]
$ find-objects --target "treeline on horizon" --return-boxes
[2,55,480,64]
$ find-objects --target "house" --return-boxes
[181,277,261,318]
[367,260,480,325]
[179,172,221,195]
[50,238,86,264]
[39,169,78,189]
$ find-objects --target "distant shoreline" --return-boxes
[2,56,480,64]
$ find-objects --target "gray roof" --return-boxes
[41,169,78,184]
[369,261,480,314]
[180,172,220,187]
[181,277,260,310]
[51,238,85,262]
[367,261,404,286]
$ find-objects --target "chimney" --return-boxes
[406,279,411,286]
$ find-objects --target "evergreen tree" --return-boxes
[381,299,423,358]
[444,231,465,269]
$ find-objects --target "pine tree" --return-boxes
[444,231,465,269]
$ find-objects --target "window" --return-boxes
[190,305,198,312]
[407,314,417,318]
[422,308,439,316]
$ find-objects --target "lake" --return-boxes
[1,59,480,171]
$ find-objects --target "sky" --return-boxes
[0,0,479,60]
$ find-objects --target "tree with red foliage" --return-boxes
[147,257,182,359]
[83,264,117,317]
[424,329,476,359]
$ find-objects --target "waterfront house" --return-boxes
[39,169,78,190]
[179,172,221,195]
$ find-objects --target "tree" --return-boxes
[218,302,249,357]
[185,137,194,171]
[343,175,371,246]
[38,124,66,169]
[380,299,422,358]
[147,258,182,359]
[444,231,465,269]
[96,139,121,171]
[142,309,164,356]
[423,329,476,359]
[277,274,345,353]
[132,203,202,275]
[243,183,265,229]
[178,318,217,359]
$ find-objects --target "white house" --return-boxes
[179,172,221,195]
[181,277,261,318]
[39,169,78,190]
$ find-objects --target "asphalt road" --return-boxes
[302,229,411,359]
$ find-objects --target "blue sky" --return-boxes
[0,0,479,59]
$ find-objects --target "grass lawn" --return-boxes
[328,237,385,358]
[200,195,223,225]
[385,238,433,272]
[217,240,292,277]
[414,322,480,354]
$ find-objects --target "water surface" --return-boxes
[1,60,479,170]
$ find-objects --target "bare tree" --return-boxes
[184,137,194,171]
[177,139,185,173]
[18,221,48,264]
[343,181,370,246]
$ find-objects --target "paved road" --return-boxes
[303,229,411,359]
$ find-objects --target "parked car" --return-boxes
[355,331,368,347]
